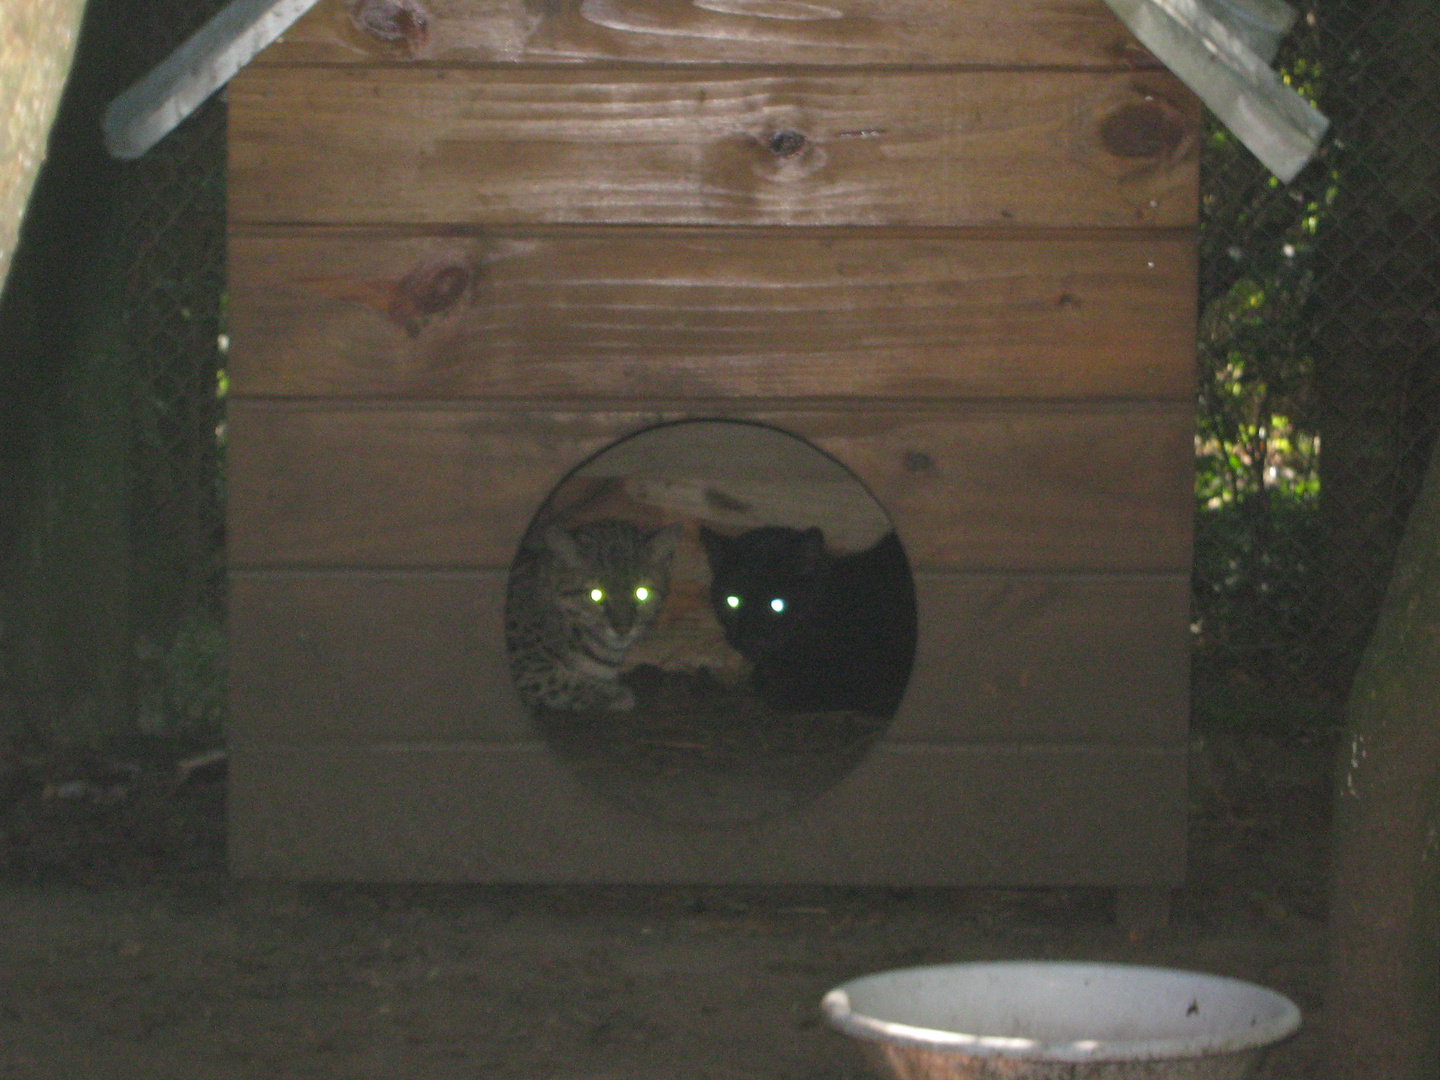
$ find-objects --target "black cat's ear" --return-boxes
[698,525,727,558]
[542,524,582,568]
[647,524,682,562]
[798,526,826,574]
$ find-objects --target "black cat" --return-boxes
[699,525,917,715]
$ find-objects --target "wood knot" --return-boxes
[767,129,808,158]
[388,262,470,336]
[1099,100,1187,159]
[349,0,431,54]
[903,451,934,475]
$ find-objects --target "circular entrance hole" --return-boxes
[503,420,917,826]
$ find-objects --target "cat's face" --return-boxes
[545,522,680,650]
[700,525,824,660]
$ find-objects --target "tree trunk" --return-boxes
[1312,0,1440,695]
[0,0,89,297]
[0,0,134,747]
[1326,436,1440,1079]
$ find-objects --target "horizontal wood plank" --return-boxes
[228,570,1188,746]
[261,0,1159,68]
[228,741,1187,884]
[227,228,1196,400]
[226,407,1195,571]
[228,67,1198,228]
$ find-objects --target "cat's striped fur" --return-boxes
[505,520,681,711]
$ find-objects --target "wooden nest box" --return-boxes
[226,0,1199,890]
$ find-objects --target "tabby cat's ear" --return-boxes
[647,524,682,561]
[542,524,582,567]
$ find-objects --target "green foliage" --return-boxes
[134,608,226,746]
[1193,37,1343,706]
[1192,490,1324,693]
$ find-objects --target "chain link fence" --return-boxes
[1192,0,1440,734]
[98,0,1440,745]
[111,1,230,746]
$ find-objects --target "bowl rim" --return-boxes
[821,960,1302,1063]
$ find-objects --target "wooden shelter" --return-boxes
[224,0,1198,894]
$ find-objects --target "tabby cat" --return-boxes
[506,520,681,712]
[699,525,916,715]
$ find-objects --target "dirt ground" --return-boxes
[0,727,1332,1080]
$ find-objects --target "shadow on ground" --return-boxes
[0,725,1332,1080]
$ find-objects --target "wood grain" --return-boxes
[228,740,1187,883]
[259,0,1159,68]
[227,227,1197,400]
[226,0,1197,888]
[225,405,1195,571]
[228,569,1188,746]
[227,67,1199,228]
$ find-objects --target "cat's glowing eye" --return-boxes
[589,588,604,603]
[770,597,786,613]
[725,595,741,609]
[634,586,650,602]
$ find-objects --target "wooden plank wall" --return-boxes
[226,0,1198,883]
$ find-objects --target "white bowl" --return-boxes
[821,961,1302,1080]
